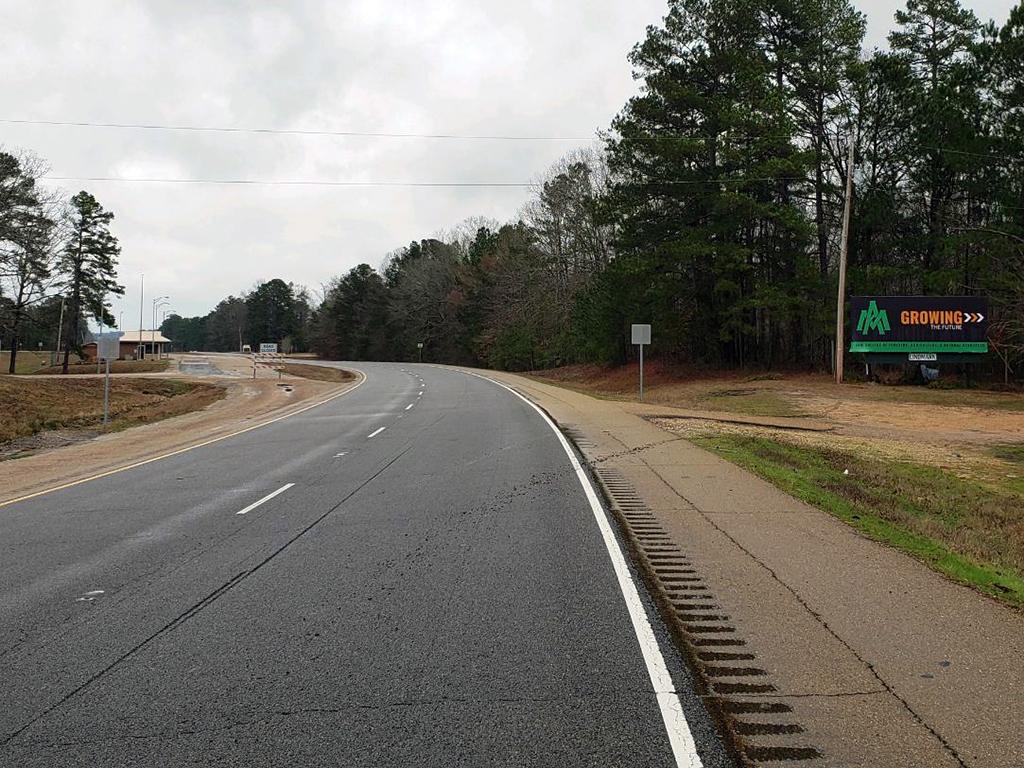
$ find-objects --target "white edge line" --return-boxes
[463,370,703,768]
[367,426,386,438]
[1,368,367,509]
[235,482,295,515]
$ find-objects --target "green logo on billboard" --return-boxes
[856,300,890,336]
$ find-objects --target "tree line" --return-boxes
[308,0,1024,376]
[159,279,313,354]
[9,0,1024,378]
[0,152,122,373]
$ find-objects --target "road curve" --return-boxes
[0,362,733,767]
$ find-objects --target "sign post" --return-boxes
[417,342,424,363]
[631,324,651,401]
[96,332,123,424]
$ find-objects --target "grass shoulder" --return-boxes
[693,433,1024,609]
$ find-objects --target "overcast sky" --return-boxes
[2,0,1018,323]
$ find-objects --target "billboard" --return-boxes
[849,296,988,354]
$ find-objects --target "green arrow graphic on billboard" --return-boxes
[856,300,890,336]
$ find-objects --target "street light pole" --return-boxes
[162,309,176,354]
[138,275,144,359]
[152,296,168,359]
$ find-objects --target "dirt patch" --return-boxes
[0,429,100,461]
[534,362,1024,445]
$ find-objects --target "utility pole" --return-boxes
[834,135,856,385]
[55,296,66,367]
[97,293,104,373]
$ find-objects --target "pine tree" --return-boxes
[58,191,123,374]
[888,0,984,288]
[604,0,812,365]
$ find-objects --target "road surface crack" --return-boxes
[13,695,597,749]
[1,443,416,748]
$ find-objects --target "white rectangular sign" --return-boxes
[908,353,938,362]
[631,324,651,345]
[259,343,278,354]
[96,331,123,361]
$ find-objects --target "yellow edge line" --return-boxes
[0,368,367,510]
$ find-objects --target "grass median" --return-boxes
[31,359,170,375]
[275,362,356,383]
[693,433,1024,608]
[0,376,225,455]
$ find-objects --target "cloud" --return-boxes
[1,0,1017,318]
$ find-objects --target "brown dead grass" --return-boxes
[532,363,1024,440]
[0,351,51,374]
[0,376,225,445]
[536,361,1024,495]
[32,360,170,375]
[276,363,356,383]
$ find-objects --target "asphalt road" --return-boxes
[0,362,734,767]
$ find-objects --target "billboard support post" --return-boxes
[631,324,651,401]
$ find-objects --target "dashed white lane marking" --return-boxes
[463,371,703,768]
[334,452,348,457]
[76,589,105,602]
[0,370,367,511]
[235,483,295,516]
[367,426,386,438]
[405,403,414,411]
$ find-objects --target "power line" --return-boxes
[3,118,596,142]
[42,176,532,188]
[1,117,815,143]
[928,145,1023,162]
[41,174,808,188]
[7,118,1022,164]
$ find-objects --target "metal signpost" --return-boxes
[96,331,123,424]
[417,342,424,362]
[631,324,651,401]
